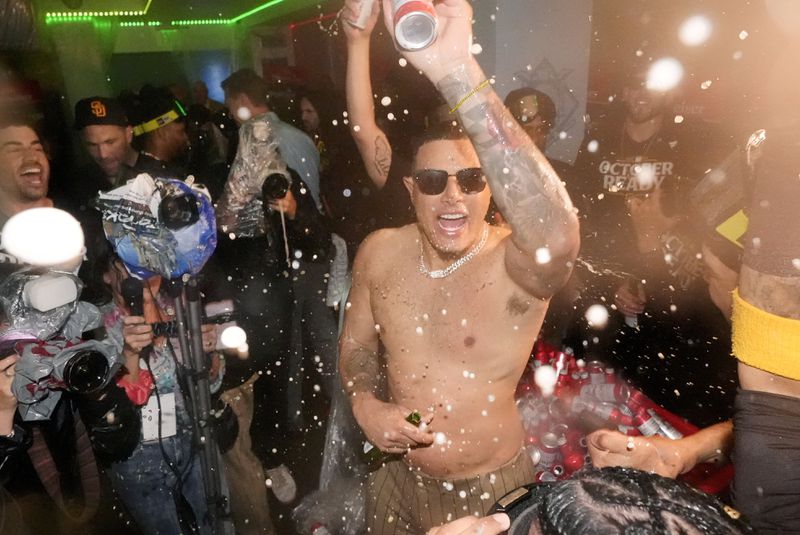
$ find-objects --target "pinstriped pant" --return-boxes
[365,448,536,534]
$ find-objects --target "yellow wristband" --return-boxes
[449,79,491,114]
[732,288,800,380]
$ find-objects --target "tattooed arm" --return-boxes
[380,0,579,298]
[736,127,800,397]
[340,231,434,452]
[343,0,392,189]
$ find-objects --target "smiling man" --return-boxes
[0,112,52,271]
[338,1,579,532]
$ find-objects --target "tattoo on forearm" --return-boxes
[740,266,800,319]
[437,74,575,253]
[372,134,391,183]
[341,345,383,395]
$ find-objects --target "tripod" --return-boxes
[166,276,228,534]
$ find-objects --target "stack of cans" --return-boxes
[517,347,684,481]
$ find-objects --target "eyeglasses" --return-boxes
[412,168,487,195]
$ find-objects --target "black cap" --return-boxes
[74,96,129,130]
[128,86,187,137]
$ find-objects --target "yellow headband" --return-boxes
[732,288,800,380]
[133,109,181,136]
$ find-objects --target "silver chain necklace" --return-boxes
[419,224,489,279]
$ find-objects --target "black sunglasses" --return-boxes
[412,168,487,195]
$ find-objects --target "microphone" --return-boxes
[121,277,144,316]
[120,277,151,361]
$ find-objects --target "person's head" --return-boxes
[221,69,270,124]
[622,69,670,125]
[499,467,753,534]
[192,80,209,105]
[75,96,133,180]
[299,96,320,134]
[504,88,557,150]
[130,88,189,162]
[0,112,49,211]
[405,126,491,257]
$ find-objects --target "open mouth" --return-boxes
[438,213,467,234]
[20,166,44,184]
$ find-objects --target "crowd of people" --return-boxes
[1,0,799,533]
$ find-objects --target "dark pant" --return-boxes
[218,236,294,466]
[287,259,339,428]
[733,388,800,533]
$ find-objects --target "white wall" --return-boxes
[474,0,593,163]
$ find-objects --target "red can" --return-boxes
[391,0,438,51]
[539,432,560,468]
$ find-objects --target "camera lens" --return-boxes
[63,350,109,393]
[159,192,200,230]
[262,173,290,200]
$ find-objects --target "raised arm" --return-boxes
[340,232,434,452]
[381,0,579,298]
[342,0,392,189]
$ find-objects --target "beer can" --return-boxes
[392,0,438,51]
[580,382,630,404]
[634,409,661,437]
[647,409,684,440]
[347,0,376,30]
[539,432,560,468]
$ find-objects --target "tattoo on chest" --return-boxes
[506,293,531,316]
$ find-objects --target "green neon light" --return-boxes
[46,0,285,26]
[45,0,152,20]
[170,18,231,26]
[230,0,285,23]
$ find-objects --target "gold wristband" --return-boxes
[449,79,491,114]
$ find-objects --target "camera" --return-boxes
[262,172,291,200]
[0,269,119,421]
[158,182,201,230]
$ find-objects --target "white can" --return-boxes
[391,0,438,51]
[346,0,376,30]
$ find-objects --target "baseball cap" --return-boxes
[74,96,129,130]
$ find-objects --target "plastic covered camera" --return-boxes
[95,173,217,279]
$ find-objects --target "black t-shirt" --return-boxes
[570,120,738,426]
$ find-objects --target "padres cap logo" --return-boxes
[90,100,107,118]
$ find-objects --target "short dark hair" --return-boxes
[410,122,470,165]
[221,69,269,107]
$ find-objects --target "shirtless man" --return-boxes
[339,1,579,531]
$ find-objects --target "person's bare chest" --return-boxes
[371,255,548,378]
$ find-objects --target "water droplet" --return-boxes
[398,58,408,67]
[343,188,352,197]
[587,139,599,153]
[470,43,483,55]
[381,96,392,106]
[535,247,552,264]
[739,30,749,40]
[416,326,424,335]
[700,80,712,90]
[674,114,685,124]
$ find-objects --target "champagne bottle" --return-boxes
[363,410,421,471]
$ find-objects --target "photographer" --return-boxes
[215,69,332,509]
[79,229,227,535]
[0,352,31,535]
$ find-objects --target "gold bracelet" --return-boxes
[449,79,491,114]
